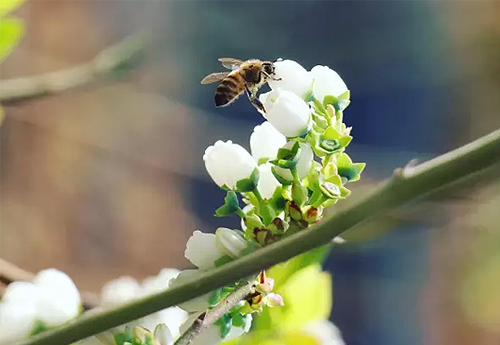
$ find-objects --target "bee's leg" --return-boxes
[262,71,282,81]
[245,85,266,113]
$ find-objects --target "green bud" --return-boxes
[291,182,308,206]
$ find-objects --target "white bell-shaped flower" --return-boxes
[267,59,313,98]
[260,89,311,138]
[154,324,174,345]
[250,121,286,164]
[0,300,37,345]
[141,269,180,295]
[215,227,247,258]
[257,162,281,199]
[180,312,252,345]
[310,65,348,103]
[34,269,81,326]
[273,142,313,182]
[204,140,257,190]
[184,230,227,270]
[101,276,141,307]
[168,270,211,313]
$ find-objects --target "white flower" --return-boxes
[0,300,37,345]
[260,89,311,138]
[101,276,141,307]
[273,142,313,182]
[250,122,286,163]
[203,140,257,190]
[257,162,280,199]
[180,312,252,345]
[185,231,227,270]
[267,59,313,98]
[154,324,174,345]
[215,228,247,258]
[34,269,81,327]
[168,270,211,313]
[302,320,346,345]
[310,65,348,102]
[141,269,180,295]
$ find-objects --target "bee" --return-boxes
[201,58,281,113]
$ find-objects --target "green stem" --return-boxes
[236,208,246,219]
[20,128,500,345]
[252,189,264,203]
[290,166,300,184]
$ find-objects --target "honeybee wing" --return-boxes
[200,72,230,85]
[218,57,243,70]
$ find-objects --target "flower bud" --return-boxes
[265,293,284,308]
[203,140,257,190]
[154,324,174,345]
[250,122,286,164]
[310,65,348,103]
[34,268,81,326]
[260,89,311,138]
[0,300,37,344]
[267,59,313,98]
[184,230,227,270]
[273,143,313,182]
[215,227,247,258]
[257,162,281,199]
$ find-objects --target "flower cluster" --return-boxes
[179,59,364,342]
[0,269,81,344]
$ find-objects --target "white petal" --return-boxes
[203,141,256,189]
[274,143,313,181]
[302,320,346,345]
[250,122,286,163]
[257,162,281,199]
[141,269,181,295]
[215,228,247,258]
[0,301,37,344]
[310,65,348,102]
[154,323,174,345]
[268,60,313,98]
[262,89,311,138]
[168,270,210,313]
[185,231,226,270]
[101,276,141,306]
[34,269,81,326]
[2,282,39,306]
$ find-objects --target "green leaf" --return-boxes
[0,0,26,17]
[236,168,259,193]
[215,191,241,217]
[215,314,233,340]
[0,16,24,61]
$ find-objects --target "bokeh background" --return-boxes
[1,1,500,344]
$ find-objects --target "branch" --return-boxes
[19,128,500,345]
[0,33,146,103]
[174,280,254,345]
[0,258,99,309]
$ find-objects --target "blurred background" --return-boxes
[1,1,500,344]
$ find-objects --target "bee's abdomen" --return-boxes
[215,74,244,107]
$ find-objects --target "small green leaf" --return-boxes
[0,0,26,17]
[215,314,233,340]
[209,288,223,305]
[236,168,259,193]
[0,16,24,61]
[215,191,240,217]
[231,313,246,328]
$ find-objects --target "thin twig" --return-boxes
[174,280,254,345]
[18,128,500,345]
[0,258,99,309]
[0,33,146,103]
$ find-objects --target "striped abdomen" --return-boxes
[215,72,245,107]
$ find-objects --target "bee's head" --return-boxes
[263,61,275,76]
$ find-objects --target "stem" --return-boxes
[252,189,264,203]
[290,166,300,183]
[0,33,146,103]
[20,128,500,345]
[174,280,254,345]
[236,208,246,219]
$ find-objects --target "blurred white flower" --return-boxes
[179,312,252,345]
[310,65,348,103]
[250,122,286,164]
[302,320,346,345]
[273,142,313,182]
[185,230,227,270]
[267,59,313,98]
[168,270,211,313]
[0,268,81,345]
[260,89,311,138]
[203,140,257,190]
[257,162,281,199]
[100,269,187,339]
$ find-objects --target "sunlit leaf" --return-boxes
[0,0,26,17]
[0,16,24,61]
